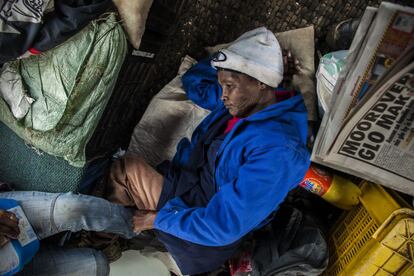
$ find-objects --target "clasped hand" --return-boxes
[132,210,157,232]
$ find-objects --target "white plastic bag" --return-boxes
[316,50,348,117]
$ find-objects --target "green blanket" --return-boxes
[0,14,127,167]
[0,122,84,192]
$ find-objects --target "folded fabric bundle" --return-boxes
[0,64,34,119]
[0,13,127,167]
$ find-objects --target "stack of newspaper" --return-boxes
[312,2,414,195]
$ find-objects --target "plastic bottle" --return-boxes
[300,164,361,210]
[0,199,40,276]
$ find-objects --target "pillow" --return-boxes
[206,26,317,122]
[112,0,153,49]
[128,56,210,166]
[276,26,316,122]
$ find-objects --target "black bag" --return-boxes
[251,204,329,276]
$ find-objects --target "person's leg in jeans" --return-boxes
[17,245,109,276]
[80,154,165,261]
[0,191,138,275]
[0,191,137,239]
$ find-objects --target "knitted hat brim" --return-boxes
[211,49,283,88]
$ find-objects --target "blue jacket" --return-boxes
[154,58,310,247]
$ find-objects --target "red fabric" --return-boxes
[274,88,296,102]
[28,48,41,55]
[224,117,240,134]
[229,249,253,275]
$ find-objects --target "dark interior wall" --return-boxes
[86,0,413,159]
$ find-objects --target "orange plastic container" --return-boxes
[300,164,361,210]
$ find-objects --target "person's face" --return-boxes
[218,70,264,117]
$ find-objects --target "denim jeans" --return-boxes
[17,245,109,276]
[0,191,137,275]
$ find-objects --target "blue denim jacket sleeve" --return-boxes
[154,146,310,246]
[181,58,222,111]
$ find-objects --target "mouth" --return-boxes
[225,105,236,115]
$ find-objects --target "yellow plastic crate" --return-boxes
[325,181,413,275]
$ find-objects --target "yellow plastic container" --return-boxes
[325,181,413,276]
[321,174,361,210]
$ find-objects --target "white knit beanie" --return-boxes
[211,27,283,88]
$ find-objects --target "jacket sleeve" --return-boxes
[181,58,223,111]
[154,146,310,246]
[31,0,112,52]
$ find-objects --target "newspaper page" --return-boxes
[350,44,414,117]
[325,62,414,195]
[312,7,378,162]
[312,2,414,163]
[339,44,414,132]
